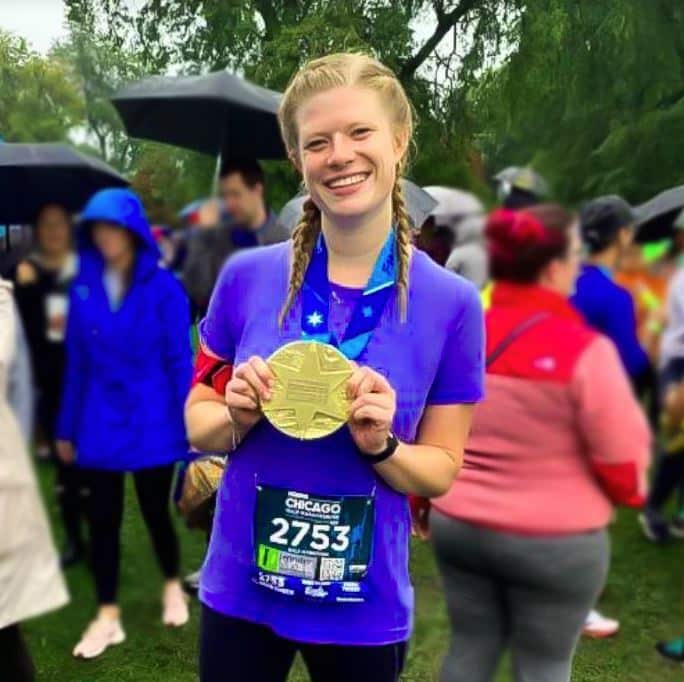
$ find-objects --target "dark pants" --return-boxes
[0,624,35,682]
[199,605,407,682]
[82,465,180,604]
[632,361,660,431]
[38,386,86,550]
[647,358,684,512]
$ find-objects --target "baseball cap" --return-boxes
[580,195,636,252]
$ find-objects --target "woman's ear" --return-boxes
[393,128,410,163]
[288,149,302,174]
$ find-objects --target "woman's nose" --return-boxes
[326,134,355,167]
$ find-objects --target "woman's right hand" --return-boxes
[224,356,275,434]
[56,440,75,464]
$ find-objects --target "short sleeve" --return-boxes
[198,259,238,361]
[427,280,485,404]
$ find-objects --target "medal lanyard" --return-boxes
[300,229,397,360]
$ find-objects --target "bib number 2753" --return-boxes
[269,518,350,552]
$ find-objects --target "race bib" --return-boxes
[253,485,374,603]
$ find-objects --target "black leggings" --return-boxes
[81,465,180,604]
[0,624,35,682]
[199,605,406,682]
[647,450,684,511]
[38,386,86,550]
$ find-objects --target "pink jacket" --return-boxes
[433,282,651,535]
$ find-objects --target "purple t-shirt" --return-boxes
[198,241,484,645]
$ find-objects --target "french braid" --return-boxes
[278,198,321,327]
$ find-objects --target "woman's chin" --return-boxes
[318,194,383,223]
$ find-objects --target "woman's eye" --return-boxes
[305,139,326,151]
[353,128,371,137]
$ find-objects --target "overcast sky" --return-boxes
[0,0,440,56]
[0,0,67,53]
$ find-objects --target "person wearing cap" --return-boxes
[571,196,652,639]
[571,196,651,387]
[56,188,193,658]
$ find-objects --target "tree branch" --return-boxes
[399,0,480,81]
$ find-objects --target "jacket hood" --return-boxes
[77,188,160,280]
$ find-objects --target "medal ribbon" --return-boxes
[300,229,397,359]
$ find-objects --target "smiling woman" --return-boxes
[185,52,485,682]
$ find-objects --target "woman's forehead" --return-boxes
[296,86,386,134]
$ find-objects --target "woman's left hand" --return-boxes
[347,366,396,456]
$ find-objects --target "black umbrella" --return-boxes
[0,143,129,224]
[635,185,684,243]
[111,70,286,160]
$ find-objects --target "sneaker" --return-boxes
[182,569,201,596]
[73,617,126,659]
[639,510,670,543]
[656,637,684,663]
[162,582,189,627]
[582,609,620,639]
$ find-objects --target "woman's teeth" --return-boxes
[328,173,368,188]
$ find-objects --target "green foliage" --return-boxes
[0,30,84,142]
[11,0,684,217]
[469,0,684,205]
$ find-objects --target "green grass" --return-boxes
[24,462,684,681]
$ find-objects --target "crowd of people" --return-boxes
[1,50,683,681]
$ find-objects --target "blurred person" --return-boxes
[12,204,85,567]
[571,196,654,401]
[181,159,289,316]
[430,206,650,682]
[616,243,667,361]
[414,215,455,266]
[0,276,69,681]
[56,188,193,659]
[653,369,684,660]
[420,186,489,288]
[639,228,684,542]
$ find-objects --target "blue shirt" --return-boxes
[571,264,649,378]
[198,242,484,645]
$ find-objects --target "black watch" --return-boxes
[360,433,400,464]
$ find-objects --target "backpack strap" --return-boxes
[486,313,551,368]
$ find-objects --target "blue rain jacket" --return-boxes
[571,264,650,379]
[57,189,192,471]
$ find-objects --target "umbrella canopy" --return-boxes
[278,180,438,234]
[0,143,129,224]
[112,70,286,160]
[494,166,549,198]
[635,185,684,243]
[422,186,484,233]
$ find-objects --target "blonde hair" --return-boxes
[277,52,414,326]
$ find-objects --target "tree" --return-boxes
[0,30,83,142]
[468,0,684,204]
[64,0,517,202]
[57,0,214,221]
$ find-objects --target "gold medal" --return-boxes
[263,340,353,440]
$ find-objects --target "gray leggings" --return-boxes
[431,512,609,682]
